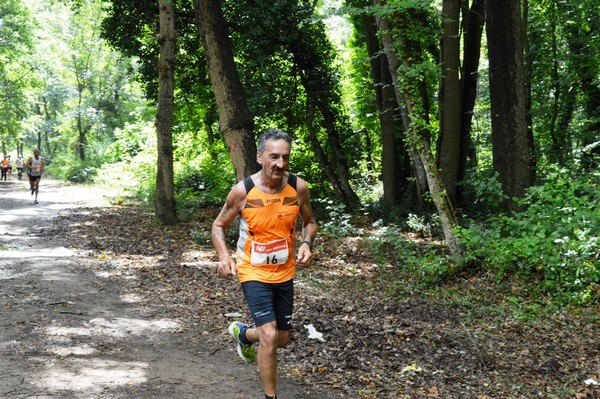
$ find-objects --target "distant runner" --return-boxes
[0,157,8,182]
[16,156,24,180]
[26,148,44,204]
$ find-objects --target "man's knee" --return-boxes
[259,322,277,338]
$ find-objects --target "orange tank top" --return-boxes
[236,174,301,283]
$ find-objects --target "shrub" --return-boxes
[174,153,235,215]
[47,155,98,183]
[312,198,361,237]
[458,169,599,304]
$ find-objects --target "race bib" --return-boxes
[251,238,289,266]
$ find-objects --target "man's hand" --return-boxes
[296,245,313,267]
[217,257,237,277]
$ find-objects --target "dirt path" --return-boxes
[0,178,340,399]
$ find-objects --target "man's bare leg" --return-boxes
[245,322,290,398]
[34,180,40,203]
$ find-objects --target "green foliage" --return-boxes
[366,224,454,290]
[105,120,153,163]
[363,167,599,305]
[95,124,157,203]
[47,151,99,183]
[189,228,212,246]
[458,169,599,304]
[313,198,359,237]
[174,152,235,214]
[190,221,237,247]
[0,0,34,143]
[51,161,97,183]
[461,169,508,214]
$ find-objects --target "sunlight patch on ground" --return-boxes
[180,249,217,269]
[33,358,147,392]
[0,205,47,222]
[95,270,138,279]
[44,317,180,339]
[88,318,180,335]
[96,254,164,273]
[47,344,97,356]
[120,293,143,303]
[0,247,75,259]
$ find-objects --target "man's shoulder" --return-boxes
[292,174,310,191]
[227,180,249,201]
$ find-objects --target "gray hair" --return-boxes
[257,129,292,153]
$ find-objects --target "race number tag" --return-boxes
[251,238,289,266]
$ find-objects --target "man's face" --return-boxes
[258,139,291,179]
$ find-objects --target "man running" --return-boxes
[26,148,44,204]
[212,129,317,399]
[16,156,24,180]
[0,157,8,181]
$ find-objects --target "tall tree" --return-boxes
[362,12,406,205]
[225,0,360,209]
[437,0,462,205]
[486,0,534,210]
[194,0,258,181]
[374,1,464,259]
[555,0,600,168]
[288,17,361,209]
[457,0,485,199]
[20,0,141,168]
[155,0,178,225]
[0,0,33,149]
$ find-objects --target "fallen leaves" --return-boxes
[45,204,600,399]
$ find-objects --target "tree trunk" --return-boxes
[522,0,536,180]
[547,6,562,165]
[155,0,178,226]
[313,102,361,209]
[194,0,258,181]
[74,65,87,161]
[458,0,485,202]
[555,1,600,169]
[306,104,348,202]
[555,87,577,165]
[486,0,534,210]
[363,14,404,204]
[287,64,360,210]
[375,3,464,259]
[375,10,428,208]
[437,0,462,205]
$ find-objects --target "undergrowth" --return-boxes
[364,168,599,309]
[458,168,599,305]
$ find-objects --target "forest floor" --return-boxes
[0,178,598,399]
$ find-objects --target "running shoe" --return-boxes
[228,322,256,363]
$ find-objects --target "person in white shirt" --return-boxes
[16,156,24,180]
[26,148,44,204]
